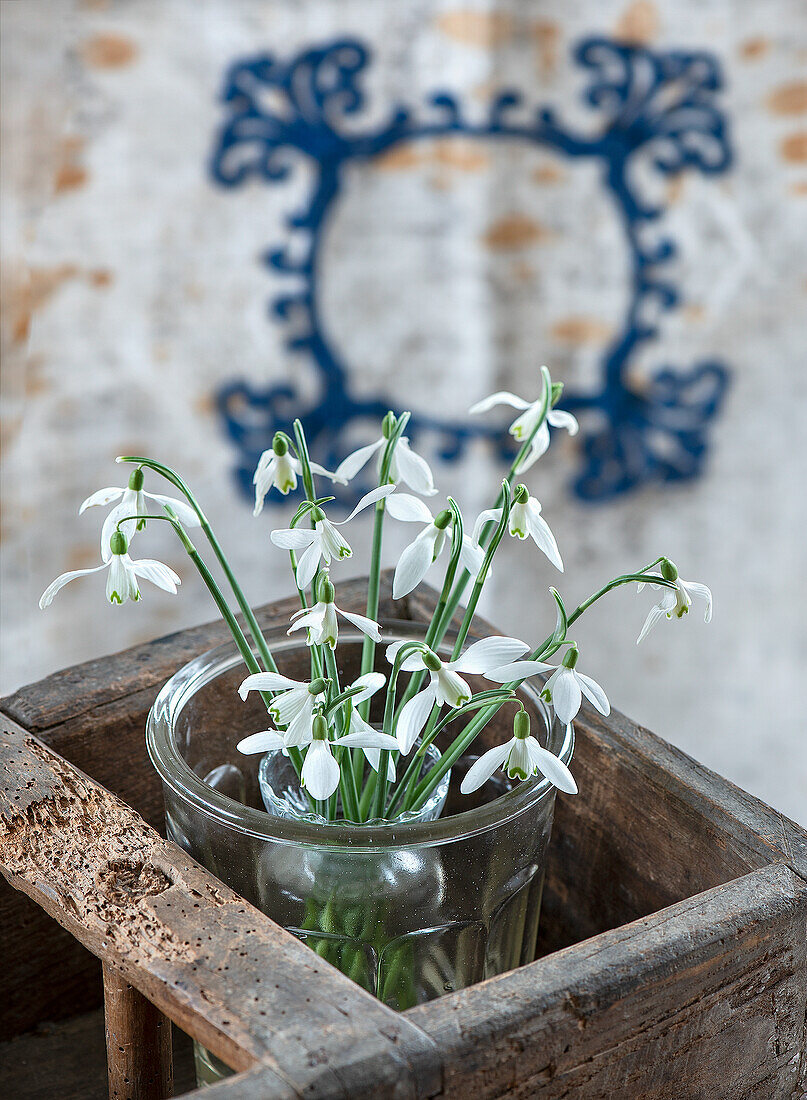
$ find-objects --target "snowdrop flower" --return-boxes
[238,671,328,747]
[470,369,578,473]
[461,709,577,795]
[271,484,395,589]
[488,646,609,726]
[334,414,437,496]
[301,715,400,801]
[636,561,713,644]
[385,494,485,599]
[288,576,381,650]
[473,484,563,572]
[39,530,180,608]
[80,467,200,561]
[387,635,530,753]
[253,433,345,516]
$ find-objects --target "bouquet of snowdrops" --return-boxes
[40,367,711,823]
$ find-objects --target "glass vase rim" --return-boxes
[146,621,575,851]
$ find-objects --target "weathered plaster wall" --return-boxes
[1,0,805,822]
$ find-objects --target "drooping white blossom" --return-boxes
[470,370,578,473]
[473,488,563,572]
[636,572,713,644]
[334,433,437,496]
[385,494,485,599]
[386,636,530,753]
[253,439,344,516]
[39,533,180,608]
[488,650,609,726]
[461,712,577,795]
[288,597,381,650]
[271,485,395,589]
[81,470,200,561]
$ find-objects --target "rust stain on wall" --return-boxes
[375,146,421,172]
[767,81,807,116]
[614,1,659,45]
[54,136,88,195]
[432,138,489,171]
[81,33,138,69]
[550,316,613,344]
[483,214,552,250]
[739,37,769,61]
[532,163,564,185]
[781,132,807,162]
[436,11,514,48]
[532,21,560,76]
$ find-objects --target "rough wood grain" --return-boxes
[0,723,442,1099]
[406,861,807,1099]
[0,574,408,1037]
[103,963,173,1100]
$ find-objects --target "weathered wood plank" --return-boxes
[0,724,442,1099]
[406,861,807,1099]
[537,705,807,957]
[0,575,409,1037]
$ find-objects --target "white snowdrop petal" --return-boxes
[236,730,286,754]
[385,493,435,523]
[548,668,582,724]
[393,530,437,598]
[295,540,322,589]
[575,672,610,716]
[39,563,107,608]
[339,608,382,642]
[393,442,436,495]
[302,742,341,800]
[238,672,301,699]
[451,636,530,674]
[469,391,531,415]
[79,486,124,513]
[484,660,554,683]
[271,528,316,550]
[333,439,384,483]
[460,742,512,794]
[526,739,578,794]
[130,559,181,593]
[395,688,435,754]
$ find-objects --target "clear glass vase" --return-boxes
[146,624,574,1084]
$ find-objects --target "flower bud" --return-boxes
[513,483,529,504]
[660,558,679,583]
[381,411,397,439]
[513,708,530,740]
[433,508,452,531]
[109,530,128,556]
[272,432,289,456]
[308,677,327,695]
[561,645,579,670]
[421,648,442,672]
[311,713,328,741]
[128,467,144,491]
[318,576,335,604]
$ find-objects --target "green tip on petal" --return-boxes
[109,530,128,556]
[128,467,144,491]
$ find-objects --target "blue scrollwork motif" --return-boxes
[210,35,732,502]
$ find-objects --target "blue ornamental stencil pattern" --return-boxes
[210,36,732,503]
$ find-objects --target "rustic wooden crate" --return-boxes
[1,572,805,1099]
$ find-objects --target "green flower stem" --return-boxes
[408,565,679,812]
[117,457,278,674]
[358,411,410,718]
[423,367,554,652]
[142,513,306,784]
[450,483,511,661]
